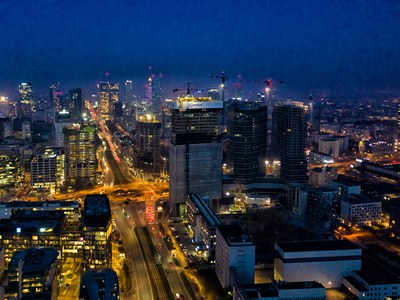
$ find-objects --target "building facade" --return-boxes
[226,101,267,185]
[169,97,223,216]
[64,124,97,190]
[271,102,307,183]
[18,82,34,118]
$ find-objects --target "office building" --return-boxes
[69,88,83,122]
[169,96,223,216]
[329,175,361,198]
[133,114,161,175]
[64,124,97,190]
[83,194,112,270]
[0,210,64,263]
[274,240,361,288]
[3,248,58,300]
[185,194,222,262]
[271,102,307,182]
[49,82,62,111]
[226,101,267,185]
[18,82,34,118]
[0,118,13,141]
[99,82,119,120]
[215,224,255,289]
[80,268,120,300]
[151,75,162,111]
[123,80,133,105]
[287,183,315,218]
[30,148,58,195]
[340,195,382,226]
[0,149,19,188]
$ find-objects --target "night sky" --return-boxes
[1,0,400,100]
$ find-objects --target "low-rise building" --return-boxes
[309,167,338,188]
[185,194,222,262]
[233,280,326,300]
[343,260,400,299]
[3,248,58,300]
[340,195,382,226]
[79,268,119,300]
[274,240,361,288]
[215,224,255,289]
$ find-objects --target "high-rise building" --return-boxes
[99,82,119,120]
[271,102,308,183]
[68,88,83,122]
[30,149,58,195]
[169,96,223,216]
[123,80,133,105]
[134,114,161,175]
[18,82,34,118]
[151,75,162,112]
[397,98,400,152]
[64,124,97,190]
[49,82,62,111]
[226,101,267,185]
[82,194,112,270]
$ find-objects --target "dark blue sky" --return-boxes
[1,0,400,100]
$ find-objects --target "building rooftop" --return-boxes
[331,175,361,187]
[188,194,222,228]
[343,194,381,205]
[355,259,400,285]
[244,281,324,298]
[0,200,80,210]
[9,248,58,273]
[80,268,119,300]
[218,223,253,246]
[83,194,111,227]
[276,239,360,253]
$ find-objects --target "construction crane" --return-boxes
[172,82,192,96]
[210,71,228,101]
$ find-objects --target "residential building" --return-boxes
[169,96,223,216]
[83,195,112,270]
[79,268,119,300]
[274,240,361,288]
[215,224,255,288]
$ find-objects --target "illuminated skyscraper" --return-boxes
[272,102,307,183]
[227,101,267,184]
[151,75,162,112]
[18,82,34,118]
[64,124,97,190]
[49,82,62,111]
[123,80,133,105]
[99,82,119,120]
[169,96,223,216]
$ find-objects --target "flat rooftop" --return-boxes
[188,194,222,228]
[331,175,361,186]
[218,223,253,246]
[10,248,58,273]
[0,200,80,209]
[83,194,111,227]
[276,240,360,252]
[355,259,400,285]
[344,194,381,205]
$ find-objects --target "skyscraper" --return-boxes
[49,82,62,111]
[68,88,83,122]
[123,80,133,105]
[18,82,34,118]
[271,102,307,183]
[99,82,119,120]
[226,101,267,184]
[64,124,97,190]
[151,75,162,112]
[134,114,161,176]
[169,96,223,216]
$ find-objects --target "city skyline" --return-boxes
[1,0,400,100]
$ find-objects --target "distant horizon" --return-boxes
[1,0,400,101]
